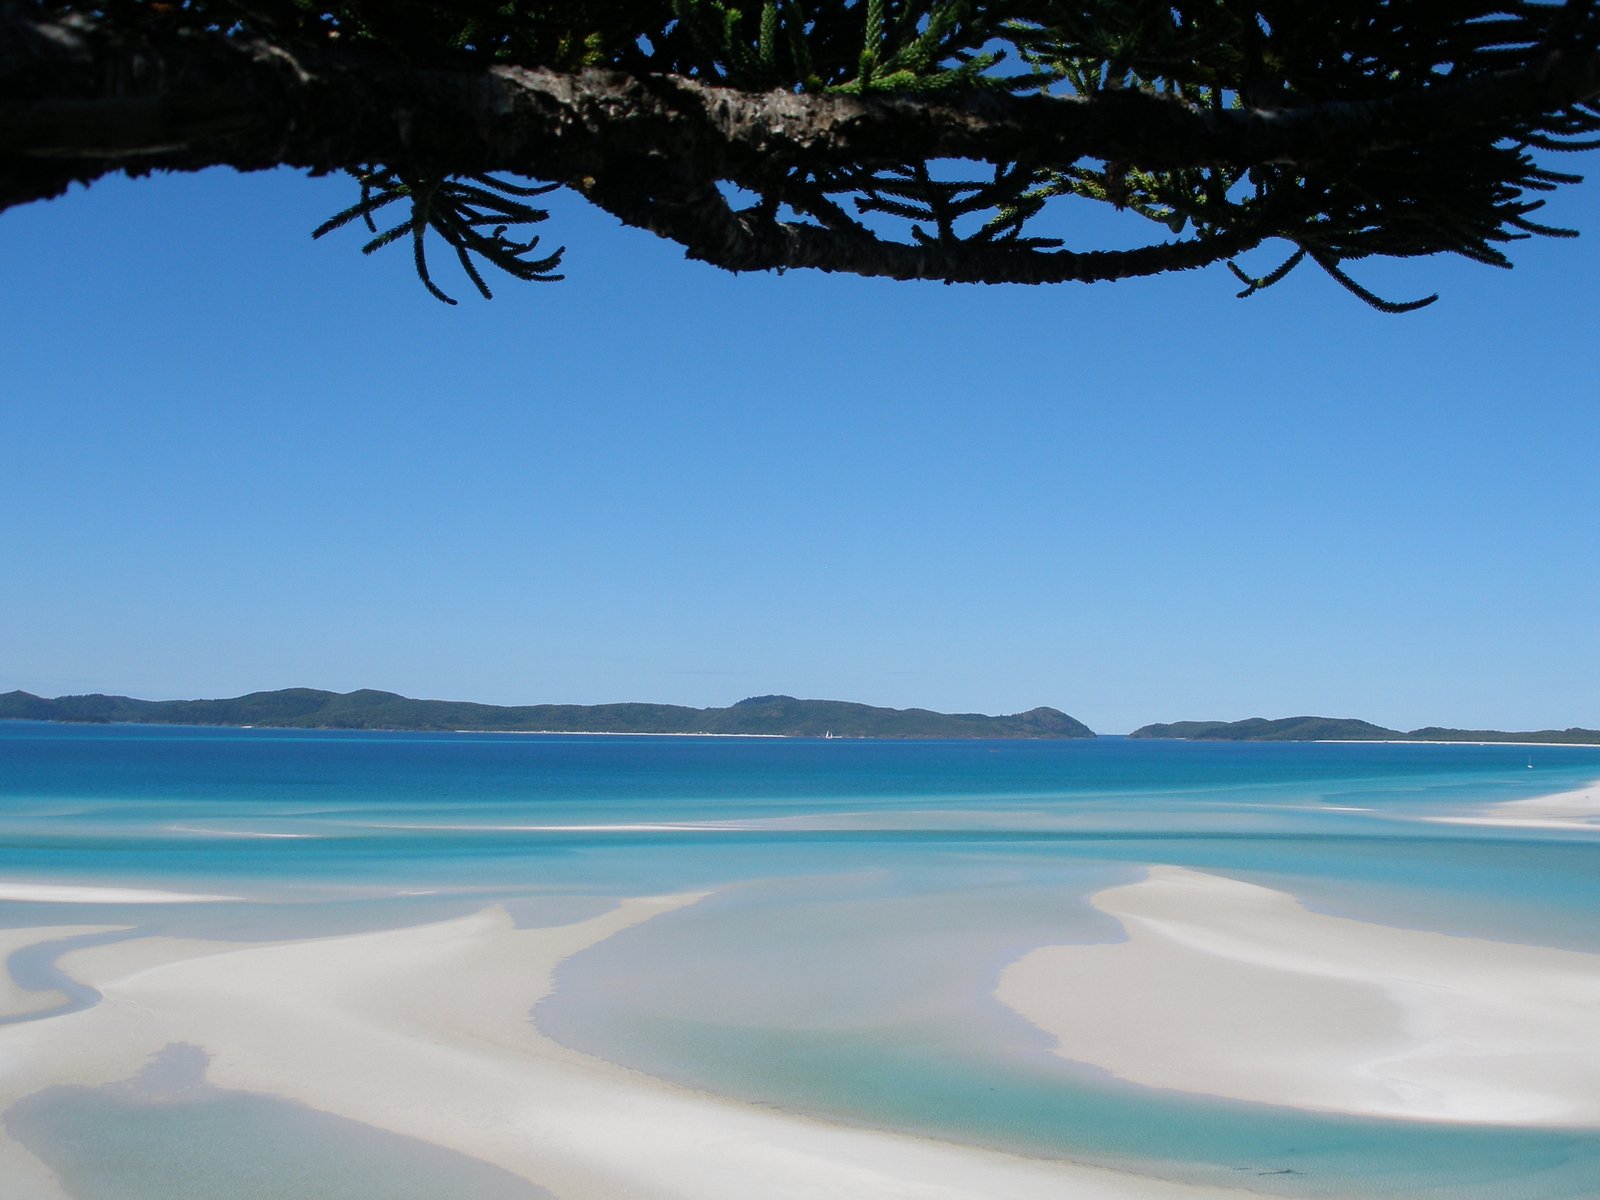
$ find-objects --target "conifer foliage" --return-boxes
[5,1,1600,306]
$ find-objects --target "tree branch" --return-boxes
[6,9,1600,194]
[580,173,1264,284]
[2,6,1596,288]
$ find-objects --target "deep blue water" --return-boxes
[3,721,1600,1198]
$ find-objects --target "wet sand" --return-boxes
[0,897,1259,1200]
[999,866,1600,1126]
[1423,781,1600,831]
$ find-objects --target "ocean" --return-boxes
[3,721,1599,1198]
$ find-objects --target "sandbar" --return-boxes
[0,893,1258,1200]
[373,821,750,833]
[0,925,122,1019]
[999,866,1600,1125]
[1423,780,1600,831]
[0,881,241,904]
[167,825,320,839]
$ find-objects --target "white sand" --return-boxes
[1424,780,1600,831]
[374,821,750,833]
[0,896,1257,1200]
[168,825,320,839]
[0,881,241,904]
[0,925,123,1019]
[999,866,1600,1125]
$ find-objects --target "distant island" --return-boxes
[1130,716,1600,744]
[7,690,1597,743]
[0,689,1095,740]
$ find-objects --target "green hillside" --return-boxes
[1130,717,1401,741]
[1404,726,1600,745]
[1130,717,1600,744]
[0,689,1094,739]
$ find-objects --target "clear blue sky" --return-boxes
[3,165,1597,734]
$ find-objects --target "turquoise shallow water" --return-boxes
[3,721,1600,1197]
[5,1045,550,1200]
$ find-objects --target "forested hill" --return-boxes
[1130,717,1398,741]
[0,690,1094,739]
[1130,717,1600,744]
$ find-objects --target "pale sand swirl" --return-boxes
[999,866,1600,1126]
[0,926,124,1020]
[0,895,1259,1200]
[0,882,241,904]
[1423,780,1600,831]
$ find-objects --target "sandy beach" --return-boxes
[1422,780,1600,831]
[999,866,1600,1125]
[0,882,241,904]
[0,895,1261,1200]
[0,925,122,1020]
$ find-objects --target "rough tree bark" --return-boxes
[3,5,1599,286]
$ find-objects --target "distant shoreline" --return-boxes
[1312,738,1600,748]
[4,688,1598,744]
[1132,715,1600,746]
[0,689,1095,740]
[450,729,789,738]
[7,716,1600,747]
